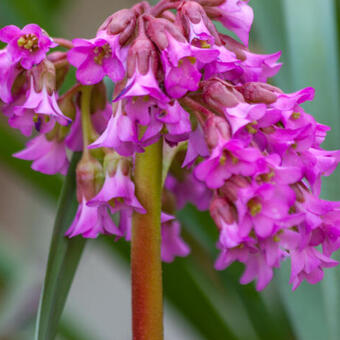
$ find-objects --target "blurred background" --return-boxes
[1,0,340,339]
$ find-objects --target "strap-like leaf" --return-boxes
[34,152,86,340]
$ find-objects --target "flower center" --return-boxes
[17,34,39,51]
[247,198,262,216]
[93,43,112,65]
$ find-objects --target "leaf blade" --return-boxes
[35,152,86,340]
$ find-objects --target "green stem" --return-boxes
[131,139,164,340]
[80,86,93,153]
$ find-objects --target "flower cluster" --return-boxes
[1,0,340,290]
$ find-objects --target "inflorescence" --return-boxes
[1,0,340,290]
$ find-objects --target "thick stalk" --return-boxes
[131,139,163,340]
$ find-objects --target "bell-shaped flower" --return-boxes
[14,134,68,175]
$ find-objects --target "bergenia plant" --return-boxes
[1,0,340,339]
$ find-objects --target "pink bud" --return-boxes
[31,59,56,94]
[179,1,221,45]
[237,82,280,104]
[210,197,236,229]
[127,35,158,76]
[220,34,247,61]
[219,176,249,202]
[204,114,231,149]
[202,79,244,113]
[76,155,104,202]
[146,17,186,51]
[97,9,137,45]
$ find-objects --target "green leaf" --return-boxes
[178,206,295,340]
[254,1,340,340]
[35,152,86,340]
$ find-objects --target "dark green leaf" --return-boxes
[35,152,86,340]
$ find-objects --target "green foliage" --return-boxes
[35,153,86,340]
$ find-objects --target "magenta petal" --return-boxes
[0,25,21,43]
[76,57,105,85]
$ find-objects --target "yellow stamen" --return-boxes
[247,198,262,216]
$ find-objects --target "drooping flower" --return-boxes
[13,134,69,175]
[161,219,190,262]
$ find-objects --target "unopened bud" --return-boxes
[219,175,249,202]
[202,79,244,113]
[210,197,236,229]
[76,155,104,202]
[58,94,76,120]
[31,59,56,94]
[237,82,279,104]
[179,1,221,45]
[127,36,158,76]
[146,17,186,51]
[98,9,137,45]
[204,114,231,149]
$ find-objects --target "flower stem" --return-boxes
[131,138,163,340]
[80,85,93,154]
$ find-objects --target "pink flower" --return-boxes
[20,77,70,126]
[0,24,56,69]
[240,251,274,291]
[65,198,122,238]
[0,48,21,103]
[289,247,338,290]
[14,134,69,175]
[215,0,254,46]
[115,35,168,102]
[89,101,141,156]
[67,32,125,85]
[162,55,202,98]
[165,173,212,211]
[88,158,145,214]
[195,139,265,189]
[179,1,219,46]
[161,219,190,263]
[66,104,112,152]
[182,125,210,167]
[157,100,192,144]
[235,183,295,238]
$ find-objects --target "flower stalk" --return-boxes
[131,138,163,340]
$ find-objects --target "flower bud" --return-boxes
[204,114,231,149]
[210,197,236,229]
[127,35,158,76]
[201,79,243,114]
[31,59,56,94]
[98,9,137,45]
[58,94,76,120]
[76,155,104,202]
[219,175,250,201]
[178,1,221,45]
[146,17,186,51]
[220,34,247,61]
[237,82,280,104]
